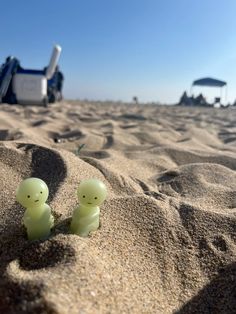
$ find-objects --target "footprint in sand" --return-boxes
[31,119,48,127]
[103,135,114,149]
[50,129,84,143]
[0,129,23,141]
[15,143,67,201]
[80,150,110,159]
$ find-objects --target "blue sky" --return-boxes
[1,0,236,103]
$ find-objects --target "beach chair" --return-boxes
[0,45,62,106]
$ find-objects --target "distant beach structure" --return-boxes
[178,77,229,107]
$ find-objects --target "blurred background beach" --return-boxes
[1,0,236,104]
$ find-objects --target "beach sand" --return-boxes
[0,101,235,313]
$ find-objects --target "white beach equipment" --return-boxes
[46,45,62,80]
[12,45,62,106]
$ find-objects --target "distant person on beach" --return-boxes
[133,96,139,104]
[178,91,193,106]
[194,93,207,106]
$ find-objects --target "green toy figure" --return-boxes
[70,179,107,237]
[16,178,54,241]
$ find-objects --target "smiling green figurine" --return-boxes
[70,179,107,237]
[16,178,54,241]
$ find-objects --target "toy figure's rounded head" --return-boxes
[16,178,49,208]
[77,179,107,207]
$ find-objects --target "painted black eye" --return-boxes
[40,191,43,194]
[83,195,85,198]
[27,195,30,198]
[94,197,97,199]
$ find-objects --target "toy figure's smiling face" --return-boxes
[16,178,49,208]
[77,179,107,207]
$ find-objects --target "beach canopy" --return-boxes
[192,77,227,87]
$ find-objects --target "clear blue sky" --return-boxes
[1,0,236,103]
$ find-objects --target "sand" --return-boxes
[0,100,235,314]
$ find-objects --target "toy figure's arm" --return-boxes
[71,206,81,225]
[44,204,54,227]
[23,211,31,228]
[75,207,99,226]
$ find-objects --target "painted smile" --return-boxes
[35,200,39,203]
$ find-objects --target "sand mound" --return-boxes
[0,102,235,313]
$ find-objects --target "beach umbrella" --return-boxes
[192,77,226,87]
[190,77,227,105]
